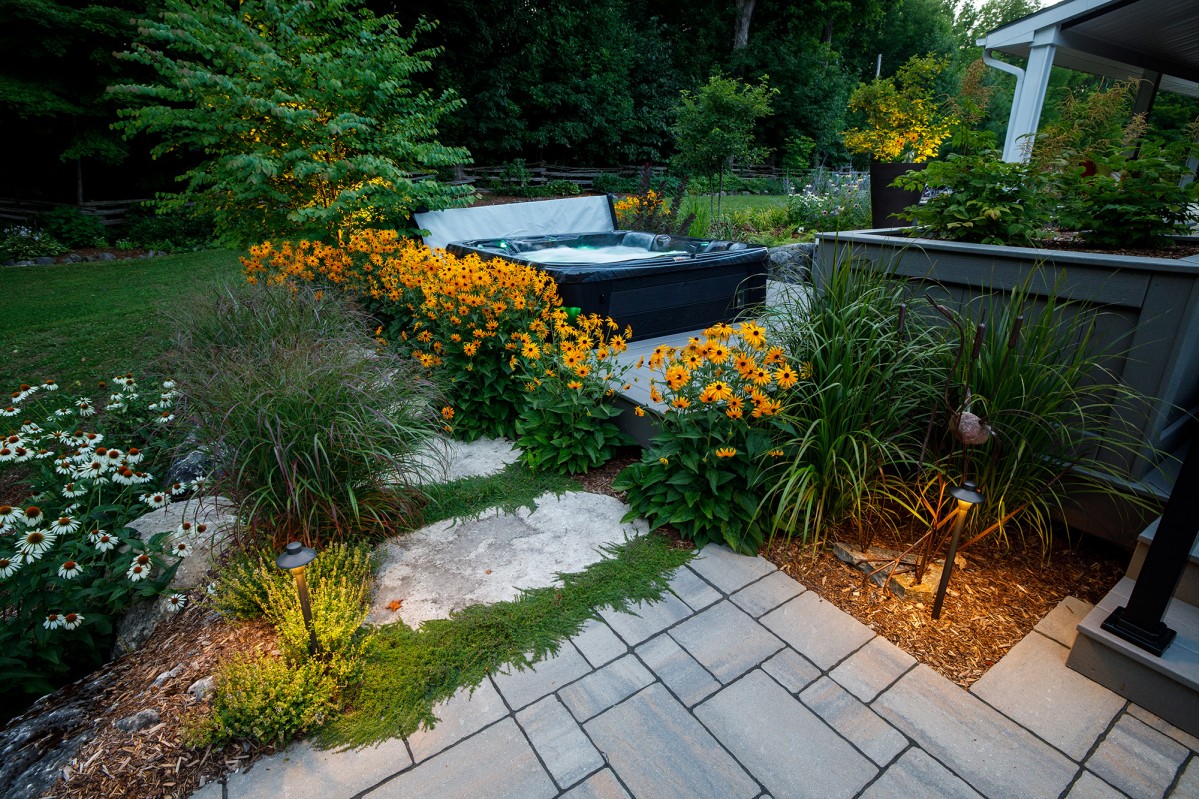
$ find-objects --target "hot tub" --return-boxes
[447,230,768,338]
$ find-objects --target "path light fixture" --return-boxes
[276,541,318,655]
[931,481,984,620]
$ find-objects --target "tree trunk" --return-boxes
[76,159,84,206]
[733,0,755,50]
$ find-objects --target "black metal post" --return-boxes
[1101,438,1199,656]
[931,506,966,620]
[293,569,319,656]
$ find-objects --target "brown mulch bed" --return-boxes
[44,606,276,799]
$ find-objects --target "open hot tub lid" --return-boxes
[415,195,617,250]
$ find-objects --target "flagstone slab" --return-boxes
[730,570,805,618]
[1066,771,1130,799]
[366,718,555,799]
[636,633,721,707]
[600,593,695,646]
[761,592,874,671]
[761,648,821,694]
[669,601,784,683]
[829,635,915,703]
[221,738,411,799]
[669,566,722,611]
[1033,596,1093,648]
[696,670,876,799]
[799,677,906,766]
[1170,757,1199,799]
[970,632,1124,760]
[688,545,776,594]
[516,696,604,789]
[560,769,633,799]
[1127,704,1199,754]
[873,665,1077,799]
[571,618,628,669]
[408,679,509,762]
[1085,715,1189,799]
[858,749,983,799]
[491,645,592,712]
[585,684,758,799]
[559,655,654,722]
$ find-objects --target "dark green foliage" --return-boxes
[321,533,692,747]
[517,395,629,475]
[111,0,472,246]
[0,227,65,262]
[420,462,579,523]
[36,208,107,249]
[119,203,215,251]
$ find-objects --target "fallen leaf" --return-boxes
[386,599,403,612]
[485,569,492,575]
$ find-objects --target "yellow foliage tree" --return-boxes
[841,55,957,164]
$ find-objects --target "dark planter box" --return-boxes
[816,229,1199,541]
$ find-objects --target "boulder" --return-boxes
[767,242,815,284]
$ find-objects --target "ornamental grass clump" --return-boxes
[515,312,634,474]
[170,281,441,549]
[0,376,190,693]
[613,321,805,553]
[242,230,564,441]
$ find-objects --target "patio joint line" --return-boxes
[847,742,918,799]
[861,655,918,710]
[969,676,1117,765]
[1162,750,1194,799]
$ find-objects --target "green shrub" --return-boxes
[170,282,441,547]
[120,202,215,251]
[198,655,341,747]
[0,226,66,262]
[36,207,108,249]
[592,173,643,194]
[541,179,581,197]
[762,262,945,545]
[515,313,632,474]
[712,205,802,246]
[786,169,870,234]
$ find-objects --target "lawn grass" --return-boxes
[322,532,692,747]
[0,249,244,389]
[685,193,792,214]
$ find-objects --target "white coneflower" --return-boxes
[127,562,149,581]
[111,468,135,486]
[53,407,72,417]
[140,491,170,509]
[156,411,175,424]
[12,447,31,463]
[48,516,80,535]
[125,447,144,465]
[43,613,64,630]
[0,406,16,417]
[169,482,187,496]
[195,522,208,536]
[106,400,128,413]
[103,448,123,465]
[62,503,80,515]
[170,541,192,558]
[0,556,21,578]
[0,505,18,524]
[0,447,14,463]
[18,529,56,558]
[205,581,217,596]
[53,457,73,475]
[83,431,102,445]
[41,379,58,391]
[61,482,86,499]
[76,460,107,479]
[162,380,176,390]
[93,532,118,552]
[48,429,68,442]
[62,612,84,630]
[132,471,153,484]
[75,398,96,417]
[34,448,52,460]
[108,392,125,404]
[19,421,42,435]
[164,593,186,612]
[22,506,44,526]
[188,476,208,492]
[57,560,83,579]
[86,527,105,544]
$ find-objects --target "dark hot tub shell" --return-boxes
[446,231,769,338]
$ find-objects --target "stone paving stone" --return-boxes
[585,683,758,799]
[970,631,1124,760]
[1067,771,1129,799]
[669,601,784,683]
[636,633,721,707]
[696,669,876,799]
[191,781,222,799]
[858,748,983,799]
[799,677,906,766]
[600,593,694,646]
[730,571,805,618]
[687,545,776,594]
[873,665,1077,799]
[1086,715,1189,799]
[560,769,633,799]
[1127,704,1199,754]
[224,738,412,798]
[560,655,655,722]
[761,648,821,694]
[367,718,556,799]
[572,619,628,668]
[670,565,723,611]
[491,644,591,712]
[829,635,915,703]
[408,679,509,762]
[516,695,604,789]
[1170,757,1199,798]
[761,591,874,671]
[1033,596,1093,648]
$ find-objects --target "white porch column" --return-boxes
[1002,28,1058,162]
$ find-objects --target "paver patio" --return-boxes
[194,545,1199,799]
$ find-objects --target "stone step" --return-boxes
[1125,517,1199,605]
[1066,577,1199,738]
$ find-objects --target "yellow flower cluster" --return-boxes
[519,311,632,393]
[647,321,802,422]
[613,190,670,228]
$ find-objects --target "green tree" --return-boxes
[111,0,471,245]
[671,74,775,216]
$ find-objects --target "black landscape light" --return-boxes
[931,481,984,620]
[277,541,319,655]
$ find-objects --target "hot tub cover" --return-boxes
[415,195,616,250]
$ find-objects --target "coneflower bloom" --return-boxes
[48,516,80,535]
[44,613,64,630]
[93,532,118,552]
[0,556,21,578]
[140,491,170,509]
[58,560,83,579]
[62,612,84,630]
[164,594,187,612]
[18,529,56,558]
[22,506,44,526]
[0,505,18,524]
[170,541,192,558]
[127,562,149,581]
